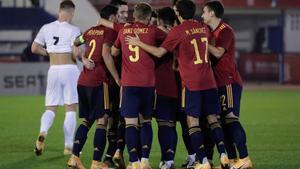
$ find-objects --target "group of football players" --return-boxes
[32,0,252,169]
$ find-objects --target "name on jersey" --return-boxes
[185,28,206,35]
[87,30,104,36]
[123,28,148,34]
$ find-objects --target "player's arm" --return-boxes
[157,25,169,33]
[209,29,232,59]
[73,34,94,69]
[80,52,95,70]
[72,35,85,61]
[31,42,48,57]
[208,45,225,59]
[74,35,85,47]
[126,36,167,58]
[71,45,83,62]
[32,26,48,57]
[98,17,114,29]
[111,45,120,57]
[103,43,120,86]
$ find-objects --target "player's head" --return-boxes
[59,0,76,19]
[110,0,128,23]
[172,0,181,7]
[171,0,184,25]
[202,1,224,24]
[100,5,118,22]
[59,0,75,12]
[133,2,152,23]
[174,0,196,22]
[157,7,176,27]
[149,11,158,25]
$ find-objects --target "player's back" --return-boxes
[155,53,178,98]
[162,20,216,91]
[78,25,117,87]
[35,20,81,65]
[38,20,80,53]
[115,22,165,87]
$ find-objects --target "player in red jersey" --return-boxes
[102,1,128,169]
[202,1,252,169]
[67,5,120,169]
[105,3,166,169]
[170,1,196,168]
[126,1,230,169]
[151,7,179,169]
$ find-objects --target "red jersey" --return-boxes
[155,54,178,98]
[78,26,117,87]
[114,22,166,87]
[161,20,217,91]
[113,23,125,32]
[211,21,243,87]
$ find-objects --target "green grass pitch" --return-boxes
[0,89,300,169]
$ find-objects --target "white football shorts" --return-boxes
[45,65,79,106]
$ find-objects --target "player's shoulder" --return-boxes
[49,21,80,33]
[219,21,234,33]
[89,25,113,32]
[147,25,161,33]
[41,20,57,29]
[86,25,105,32]
[66,23,81,32]
[45,20,57,26]
[104,26,116,33]
[83,25,112,36]
[169,23,181,33]
[193,20,209,30]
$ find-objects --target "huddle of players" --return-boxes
[67,1,253,169]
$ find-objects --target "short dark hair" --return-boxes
[151,11,157,18]
[110,0,127,7]
[172,0,186,6]
[157,7,176,26]
[134,2,152,20]
[59,0,75,10]
[204,0,224,18]
[172,0,179,6]
[100,5,118,19]
[176,0,195,19]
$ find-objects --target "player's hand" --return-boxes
[124,23,131,27]
[125,33,140,46]
[83,58,95,70]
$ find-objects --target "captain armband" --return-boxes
[79,35,85,43]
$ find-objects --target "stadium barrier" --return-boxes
[0,63,48,95]
[238,53,300,84]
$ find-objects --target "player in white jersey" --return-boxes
[31,0,81,156]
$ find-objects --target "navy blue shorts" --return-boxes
[218,83,242,116]
[77,84,110,120]
[154,94,179,121]
[120,86,155,118]
[183,87,221,118]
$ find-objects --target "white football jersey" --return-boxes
[34,20,81,53]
